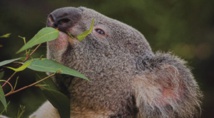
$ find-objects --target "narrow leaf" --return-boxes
[27,58,88,80]
[7,61,32,72]
[0,33,11,38]
[0,85,7,110]
[18,36,27,44]
[0,72,4,79]
[42,88,70,118]
[0,58,21,67]
[17,27,59,53]
[17,105,25,118]
[77,19,94,41]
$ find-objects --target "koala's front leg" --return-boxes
[29,101,60,118]
[30,101,111,118]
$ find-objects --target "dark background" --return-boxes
[0,0,214,117]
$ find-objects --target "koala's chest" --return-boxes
[68,77,137,117]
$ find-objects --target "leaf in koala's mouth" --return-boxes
[17,19,94,54]
[77,18,94,41]
[68,18,94,41]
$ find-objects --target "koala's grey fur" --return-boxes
[30,7,202,118]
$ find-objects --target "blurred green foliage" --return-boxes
[0,0,214,117]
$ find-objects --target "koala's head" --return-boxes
[46,7,153,75]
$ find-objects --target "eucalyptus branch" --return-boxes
[2,44,41,89]
[5,73,55,97]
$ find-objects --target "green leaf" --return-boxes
[17,27,59,53]
[0,85,7,110]
[77,19,94,41]
[7,61,32,72]
[41,88,70,118]
[27,58,88,80]
[0,72,4,79]
[0,33,11,38]
[0,58,21,67]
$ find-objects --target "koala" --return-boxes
[30,7,202,118]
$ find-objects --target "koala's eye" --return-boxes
[95,28,105,35]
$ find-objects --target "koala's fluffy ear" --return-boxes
[132,53,202,118]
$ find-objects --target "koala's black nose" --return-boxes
[47,7,82,32]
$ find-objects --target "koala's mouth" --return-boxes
[46,16,80,46]
[59,31,78,46]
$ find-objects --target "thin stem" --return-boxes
[29,44,41,57]
[0,80,14,91]
[13,77,19,90]
[5,73,55,97]
[24,44,42,62]
[2,72,16,87]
